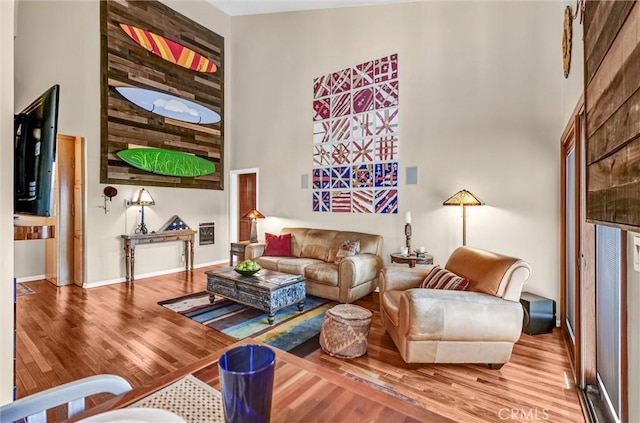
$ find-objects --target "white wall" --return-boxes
[230,1,563,303]
[561,0,584,124]
[1,0,15,406]
[13,1,232,286]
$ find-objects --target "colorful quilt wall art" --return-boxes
[312,54,399,214]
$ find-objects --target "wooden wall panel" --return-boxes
[584,0,635,85]
[585,0,640,228]
[100,0,224,190]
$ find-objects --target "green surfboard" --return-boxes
[117,148,216,177]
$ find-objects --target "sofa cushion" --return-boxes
[334,240,360,264]
[327,231,382,262]
[254,256,287,271]
[277,258,324,275]
[298,229,337,261]
[305,263,339,286]
[420,266,469,291]
[264,233,292,257]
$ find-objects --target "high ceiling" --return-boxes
[208,0,418,16]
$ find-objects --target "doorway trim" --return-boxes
[229,167,259,243]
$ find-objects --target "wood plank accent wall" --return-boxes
[584,0,640,228]
[100,0,224,190]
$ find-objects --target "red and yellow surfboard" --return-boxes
[119,23,217,73]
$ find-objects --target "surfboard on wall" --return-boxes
[115,87,221,124]
[119,23,218,73]
[117,148,216,177]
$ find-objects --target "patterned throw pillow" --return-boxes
[420,265,469,291]
[334,240,361,264]
[263,233,292,257]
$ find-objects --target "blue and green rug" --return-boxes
[159,292,335,357]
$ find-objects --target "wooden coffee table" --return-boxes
[205,268,306,324]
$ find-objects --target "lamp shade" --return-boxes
[242,209,265,219]
[131,188,155,206]
[442,189,484,206]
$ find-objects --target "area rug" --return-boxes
[159,292,335,356]
[16,283,34,297]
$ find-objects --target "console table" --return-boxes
[121,230,196,282]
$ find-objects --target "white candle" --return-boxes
[405,211,412,225]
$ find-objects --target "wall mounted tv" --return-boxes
[14,84,60,217]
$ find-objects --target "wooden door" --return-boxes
[44,134,83,286]
[238,173,256,241]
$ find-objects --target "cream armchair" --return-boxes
[379,246,531,368]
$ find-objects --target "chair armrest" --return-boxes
[399,289,524,342]
[244,242,265,260]
[0,374,132,422]
[379,266,432,293]
[339,254,382,287]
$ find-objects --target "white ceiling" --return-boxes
[208,0,419,16]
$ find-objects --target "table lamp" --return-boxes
[242,209,265,243]
[132,188,155,234]
[443,189,484,246]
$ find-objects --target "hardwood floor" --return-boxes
[15,268,586,422]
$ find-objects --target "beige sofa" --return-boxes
[245,228,383,303]
[379,246,531,368]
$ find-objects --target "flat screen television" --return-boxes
[14,84,60,217]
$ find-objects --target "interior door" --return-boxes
[44,134,84,286]
[238,173,256,241]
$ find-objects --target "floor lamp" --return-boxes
[242,209,265,243]
[443,189,484,246]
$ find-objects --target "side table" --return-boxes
[229,241,250,265]
[390,253,433,268]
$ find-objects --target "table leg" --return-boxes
[297,300,305,311]
[409,261,416,268]
[130,247,136,282]
[267,312,275,325]
[189,238,194,271]
[184,240,189,272]
[124,243,131,282]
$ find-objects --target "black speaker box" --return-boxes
[520,292,556,335]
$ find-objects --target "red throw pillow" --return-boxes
[263,233,292,257]
[420,265,469,291]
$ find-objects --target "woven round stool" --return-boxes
[319,304,373,358]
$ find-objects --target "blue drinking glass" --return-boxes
[218,344,276,423]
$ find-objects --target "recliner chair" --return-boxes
[379,246,531,368]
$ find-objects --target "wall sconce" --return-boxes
[98,186,118,214]
[242,209,265,243]
[443,189,484,246]
[131,188,155,234]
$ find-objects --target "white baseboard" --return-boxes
[16,275,45,283]
[83,258,228,289]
